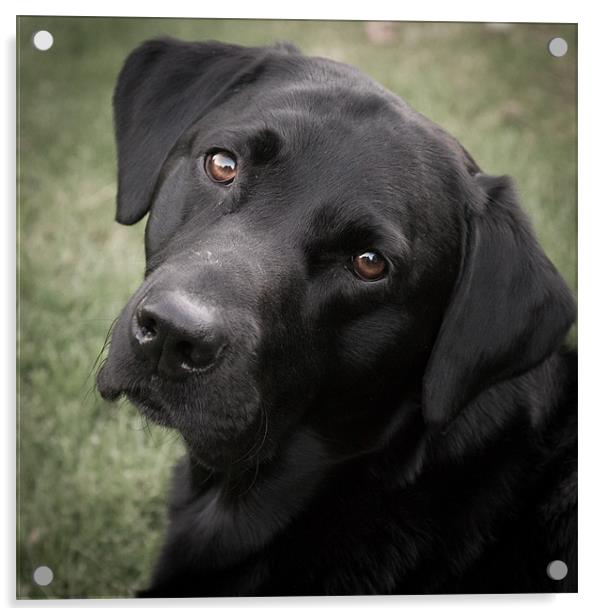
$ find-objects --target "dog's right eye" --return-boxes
[204,151,237,184]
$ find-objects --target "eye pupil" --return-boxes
[205,151,237,183]
[352,251,387,281]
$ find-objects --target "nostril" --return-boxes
[175,340,194,367]
[174,339,224,371]
[131,294,229,377]
[130,307,164,365]
[136,313,158,342]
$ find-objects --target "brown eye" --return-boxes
[204,151,237,183]
[351,251,387,281]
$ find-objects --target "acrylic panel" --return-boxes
[17,16,577,599]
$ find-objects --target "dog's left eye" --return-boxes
[204,151,237,184]
[351,251,388,281]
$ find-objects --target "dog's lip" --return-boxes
[122,387,183,431]
[96,365,125,402]
[97,362,164,408]
[97,368,174,425]
[100,381,265,472]
[126,387,158,409]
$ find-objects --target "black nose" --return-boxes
[131,293,227,378]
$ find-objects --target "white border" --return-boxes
[0,1,588,22]
[3,1,601,614]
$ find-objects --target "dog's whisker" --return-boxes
[236,457,261,498]
[228,403,269,467]
[81,318,119,401]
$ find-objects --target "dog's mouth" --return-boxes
[97,363,176,425]
[97,362,269,471]
[99,385,177,433]
[125,387,177,428]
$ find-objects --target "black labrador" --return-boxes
[97,38,577,596]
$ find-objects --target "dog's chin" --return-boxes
[105,392,262,472]
[97,363,268,471]
[179,423,269,474]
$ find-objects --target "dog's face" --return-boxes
[97,39,575,471]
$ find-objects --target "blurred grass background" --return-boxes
[17,17,577,599]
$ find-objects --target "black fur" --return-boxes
[97,38,577,596]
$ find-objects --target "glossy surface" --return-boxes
[205,151,237,183]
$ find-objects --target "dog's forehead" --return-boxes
[179,52,480,239]
[258,53,480,176]
[212,61,474,186]
[252,68,412,141]
[200,87,423,188]
[193,54,410,146]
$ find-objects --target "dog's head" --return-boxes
[97,39,575,470]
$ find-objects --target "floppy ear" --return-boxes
[113,38,278,225]
[422,174,576,425]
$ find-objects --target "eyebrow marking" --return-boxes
[248,128,282,165]
[306,201,411,265]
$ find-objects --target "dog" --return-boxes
[97,38,577,596]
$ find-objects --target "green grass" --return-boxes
[17,17,577,599]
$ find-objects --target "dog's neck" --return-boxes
[153,392,424,586]
[150,351,575,594]
[147,426,338,594]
